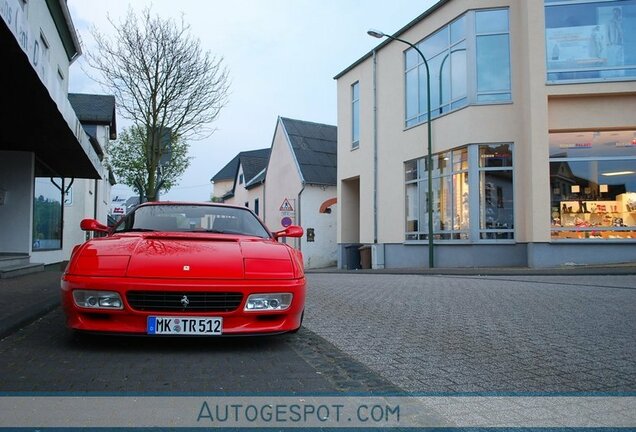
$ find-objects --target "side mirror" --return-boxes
[273,225,304,240]
[80,218,109,233]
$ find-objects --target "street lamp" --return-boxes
[367,29,434,268]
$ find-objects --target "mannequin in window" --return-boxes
[606,7,624,71]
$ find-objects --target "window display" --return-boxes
[545,0,636,82]
[405,144,512,242]
[550,130,636,240]
[479,144,514,239]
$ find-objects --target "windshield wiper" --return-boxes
[122,228,157,232]
[192,229,245,235]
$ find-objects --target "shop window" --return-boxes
[32,175,63,251]
[479,144,514,239]
[550,130,636,240]
[545,0,636,82]
[405,144,514,242]
[405,147,470,241]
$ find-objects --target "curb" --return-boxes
[306,266,636,276]
[0,298,60,341]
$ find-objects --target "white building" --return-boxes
[0,0,113,274]
[214,148,270,218]
[64,93,117,250]
[263,117,338,269]
[212,117,338,269]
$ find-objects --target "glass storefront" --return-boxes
[550,130,636,240]
[545,0,636,82]
[405,143,514,242]
[479,144,514,239]
[32,174,63,251]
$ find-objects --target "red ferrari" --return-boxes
[61,202,305,336]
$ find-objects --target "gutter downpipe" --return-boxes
[297,184,305,252]
[94,179,98,220]
[372,49,378,245]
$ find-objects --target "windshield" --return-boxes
[114,204,270,238]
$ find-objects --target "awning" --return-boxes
[0,20,102,179]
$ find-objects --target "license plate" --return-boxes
[147,316,222,335]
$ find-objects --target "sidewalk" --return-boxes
[0,265,62,340]
[307,263,636,276]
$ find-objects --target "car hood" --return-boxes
[68,233,299,279]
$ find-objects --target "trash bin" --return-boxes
[358,245,371,269]
[344,244,362,270]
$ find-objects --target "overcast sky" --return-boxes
[67,0,437,202]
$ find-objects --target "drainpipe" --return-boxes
[262,180,266,224]
[94,179,98,220]
[372,49,378,244]
[297,184,305,252]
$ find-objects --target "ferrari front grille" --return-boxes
[126,291,243,312]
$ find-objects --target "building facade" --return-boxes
[1,0,110,270]
[335,0,636,268]
[212,117,338,269]
[210,149,269,204]
[262,117,338,269]
[61,94,117,261]
[218,148,270,218]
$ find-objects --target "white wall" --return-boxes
[299,185,337,268]
[248,186,265,219]
[61,179,92,261]
[263,120,337,268]
[212,179,233,200]
[264,121,303,250]
[27,0,71,96]
[0,152,34,254]
[35,127,112,264]
[225,165,248,207]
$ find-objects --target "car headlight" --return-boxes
[73,290,123,310]
[244,293,292,311]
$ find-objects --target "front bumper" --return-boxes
[61,275,306,335]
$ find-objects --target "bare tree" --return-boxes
[88,7,229,201]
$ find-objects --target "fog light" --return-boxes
[73,290,123,310]
[244,293,292,311]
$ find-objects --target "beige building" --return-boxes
[335,0,636,268]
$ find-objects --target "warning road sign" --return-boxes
[279,198,294,212]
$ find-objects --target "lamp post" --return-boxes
[367,29,434,268]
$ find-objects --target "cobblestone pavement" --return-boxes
[0,308,399,393]
[303,273,636,393]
